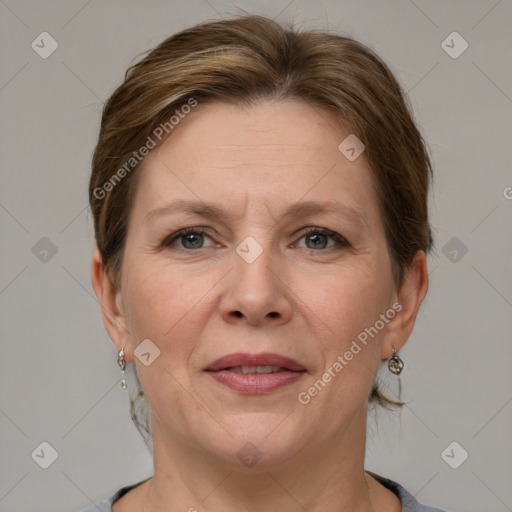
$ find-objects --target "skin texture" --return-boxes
[91,99,428,512]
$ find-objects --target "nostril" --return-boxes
[230,311,279,319]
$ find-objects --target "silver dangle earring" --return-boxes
[388,347,404,400]
[117,346,127,389]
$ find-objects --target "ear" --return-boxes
[381,250,429,360]
[90,247,133,363]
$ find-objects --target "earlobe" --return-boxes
[90,247,132,361]
[381,250,429,360]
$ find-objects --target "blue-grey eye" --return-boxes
[180,232,205,249]
[305,232,329,249]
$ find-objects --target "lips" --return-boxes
[205,352,306,394]
[204,352,306,393]
[205,352,306,373]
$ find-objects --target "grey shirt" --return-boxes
[79,471,446,512]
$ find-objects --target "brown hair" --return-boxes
[89,15,433,446]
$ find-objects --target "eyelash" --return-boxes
[161,227,351,252]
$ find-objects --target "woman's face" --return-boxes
[96,99,423,468]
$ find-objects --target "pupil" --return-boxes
[184,233,202,248]
[307,233,326,249]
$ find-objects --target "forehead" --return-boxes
[130,99,379,226]
[150,99,351,165]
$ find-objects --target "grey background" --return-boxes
[0,1,511,511]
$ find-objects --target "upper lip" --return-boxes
[205,352,306,372]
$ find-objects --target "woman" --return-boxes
[84,14,445,512]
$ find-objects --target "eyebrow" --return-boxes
[144,199,368,228]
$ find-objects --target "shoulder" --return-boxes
[81,474,446,512]
[79,498,113,512]
[367,471,447,512]
[78,479,150,512]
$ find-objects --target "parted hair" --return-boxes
[89,15,434,447]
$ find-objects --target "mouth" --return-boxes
[204,352,306,394]
[205,352,306,372]
[225,365,295,374]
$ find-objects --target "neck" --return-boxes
[141,406,391,512]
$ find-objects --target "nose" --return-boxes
[220,239,293,328]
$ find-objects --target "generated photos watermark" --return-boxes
[297,302,403,405]
[93,97,198,200]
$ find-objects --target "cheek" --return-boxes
[297,262,391,403]
[124,255,183,325]
[301,264,389,342]
[122,259,217,366]
[121,262,210,426]
[296,271,388,408]
[123,266,173,338]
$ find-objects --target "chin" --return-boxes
[200,413,307,470]
[216,441,302,473]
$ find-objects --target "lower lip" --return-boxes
[206,369,306,393]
